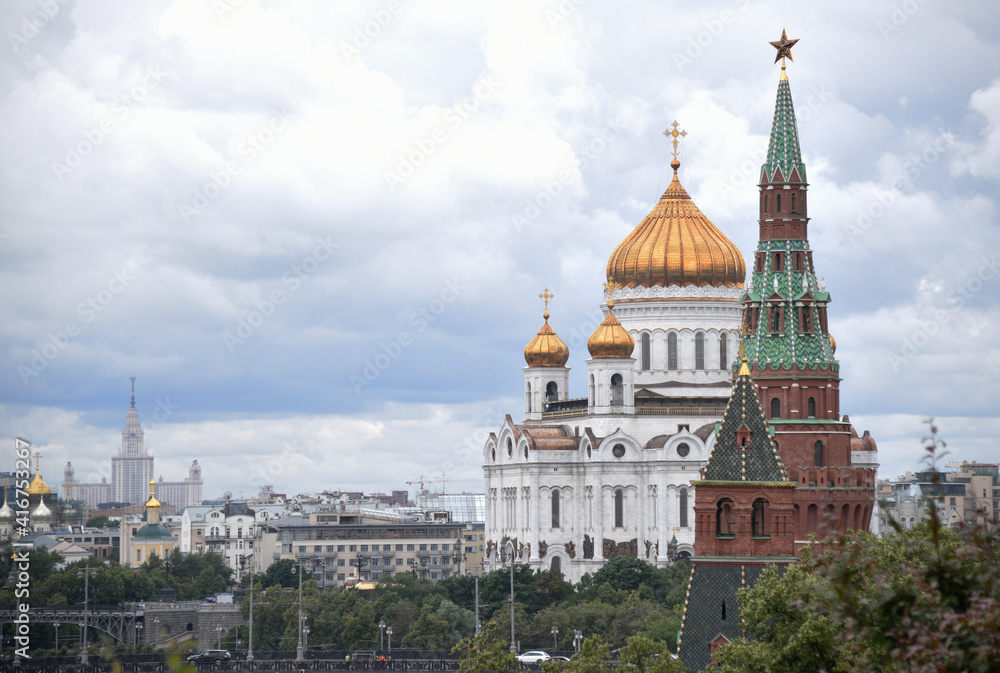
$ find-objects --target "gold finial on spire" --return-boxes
[737,322,752,361]
[34,451,41,475]
[663,120,687,165]
[769,28,799,81]
[539,288,553,320]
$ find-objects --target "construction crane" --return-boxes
[405,475,480,495]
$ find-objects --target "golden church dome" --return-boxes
[25,467,52,496]
[524,311,570,367]
[606,158,745,290]
[587,301,635,359]
[829,334,837,353]
[146,478,161,509]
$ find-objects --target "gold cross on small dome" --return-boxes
[602,281,617,303]
[538,288,553,312]
[663,121,687,160]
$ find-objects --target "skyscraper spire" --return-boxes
[130,375,136,408]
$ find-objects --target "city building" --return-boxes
[256,511,465,587]
[877,461,1000,531]
[62,378,203,510]
[483,122,750,582]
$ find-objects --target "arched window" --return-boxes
[770,306,781,332]
[794,252,803,271]
[679,488,688,527]
[716,498,735,536]
[610,374,624,406]
[770,398,781,419]
[551,556,561,574]
[776,193,782,212]
[525,382,532,413]
[807,397,816,419]
[551,490,560,529]
[814,441,824,467]
[545,381,558,403]
[773,252,783,271]
[752,498,768,537]
[791,192,797,213]
[614,489,624,528]
[667,333,678,370]
[721,601,727,620]
[763,194,768,215]
[719,335,728,370]
[801,305,812,332]
[640,333,650,371]
[695,333,705,370]
[588,374,595,404]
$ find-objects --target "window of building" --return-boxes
[716,498,735,536]
[360,545,368,551]
[752,498,769,537]
[338,559,345,566]
[614,489,624,528]
[337,573,345,581]
[814,441,824,467]
[396,558,403,566]
[314,545,322,552]
[776,193,782,212]
[667,333,678,370]
[807,397,816,419]
[545,381,558,403]
[610,374,624,406]
[680,489,689,527]
[695,333,705,370]
[551,490,560,528]
[338,545,345,552]
[719,335,728,370]
[407,544,415,551]
[770,398,781,419]
[640,333,650,371]
[395,544,403,551]
[430,544,438,551]
[791,192,797,213]
[677,442,690,458]
[419,544,427,551]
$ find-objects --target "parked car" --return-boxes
[551,656,571,662]
[186,649,231,664]
[517,651,552,663]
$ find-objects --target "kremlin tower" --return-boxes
[676,30,879,669]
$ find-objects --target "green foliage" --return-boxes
[260,558,301,589]
[619,635,685,673]
[453,622,519,673]
[549,636,610,673]
[86,515,114,528]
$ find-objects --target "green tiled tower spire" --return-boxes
[740,40,837,373]
[703,356,788,483]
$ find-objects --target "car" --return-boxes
[517,651,552,663]
[551,656,571,662]
[186,649,231,664]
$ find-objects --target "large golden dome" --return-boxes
[524,312,570,367]
[587,302,635,359]
[607,158,745,289]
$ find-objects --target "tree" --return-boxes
[453,622,519,673]
[86,515,114,528]
[402,604,453,650]
[261,558,301,589]
[547,636,610,673]
[590,558,658,594]
[618,635,685,673]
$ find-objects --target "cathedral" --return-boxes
[482,31,878,595]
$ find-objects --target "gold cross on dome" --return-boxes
[602,281,617,303]
[539,288,553,312]
[663,121,687,160]
[34,451,41,472]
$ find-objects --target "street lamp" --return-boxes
[77,563,97,664]
[247,568,256,663]
[379,619,386,652]
[351,552,369,581]
[152,617,160,648]
[386,626,393,654]
[53,622,60,652]
[294,562,307,661]
[303,625,310,655]
[573,630,583,653]
[133,622,142,648]
[551,625,559,651]
[216,625,223,650]
[501,540,518,654]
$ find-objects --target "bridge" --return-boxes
[0,605,141,646]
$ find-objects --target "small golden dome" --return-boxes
[146,478,160,509]
[524,312,570,367]
[606,158,745,290]
[25,467,52,496]
[829,334,837,353]
[587,302,635,359]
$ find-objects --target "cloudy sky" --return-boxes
[2,0,999,500]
